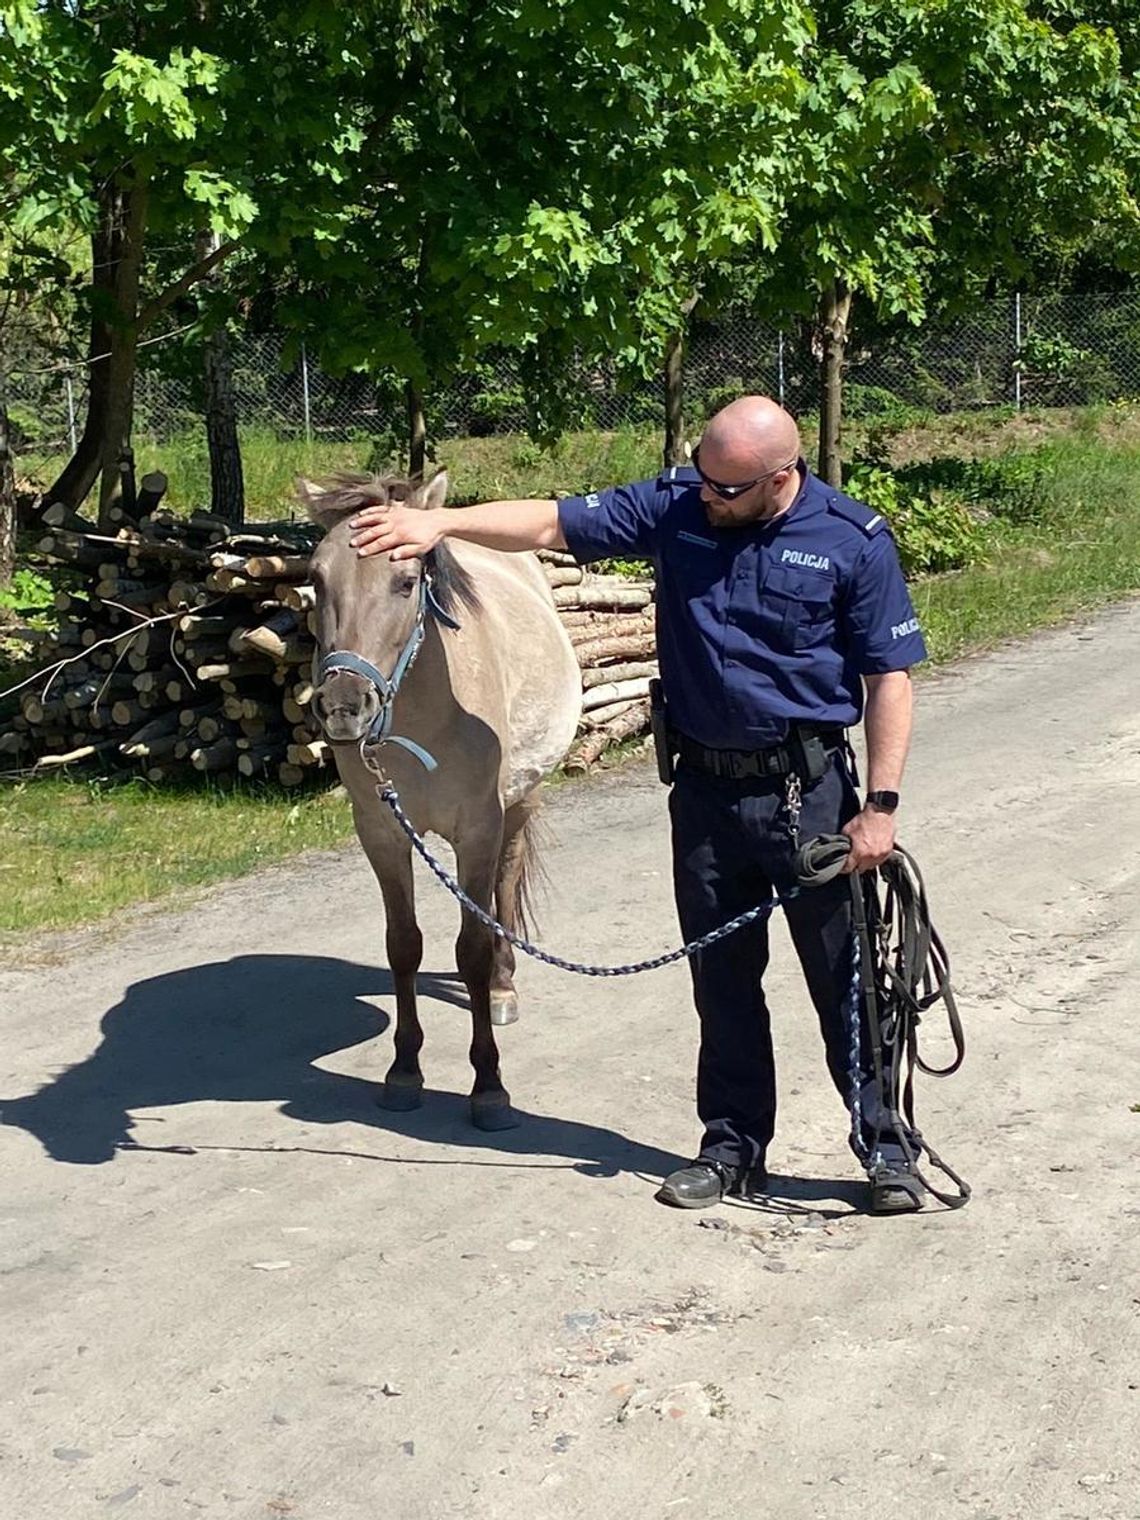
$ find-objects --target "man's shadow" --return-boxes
[0,954,684,1181]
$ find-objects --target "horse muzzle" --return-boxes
[311,671,383,745]
[313,644,439,771]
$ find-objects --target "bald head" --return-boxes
[702,396,800,474]
[693,395,803,525]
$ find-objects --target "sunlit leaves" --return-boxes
[92,48,223,143]
[753,0,1140,333]
[183,170,258,236]
[280,0,817,431]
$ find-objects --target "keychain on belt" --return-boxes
[784,772,803,846]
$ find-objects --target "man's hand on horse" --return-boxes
[349,505,444,560]
[840,805,897,873]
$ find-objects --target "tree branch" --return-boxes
[137,239,239,331]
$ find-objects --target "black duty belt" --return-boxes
[673,725,845,781]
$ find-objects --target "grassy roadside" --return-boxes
[15,401,1135,519]
[18,426,668,521]
[0,776,353,945]
[4,410,1139,950]
[913,434,1140,657]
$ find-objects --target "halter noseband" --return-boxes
[316,568,460,770]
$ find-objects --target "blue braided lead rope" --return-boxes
[376,784,800,978]
[845,930,869,1162]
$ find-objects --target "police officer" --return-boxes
[348,396,928,1214]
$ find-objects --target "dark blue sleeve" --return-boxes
[843,533,928,672]
[557,478,666,564]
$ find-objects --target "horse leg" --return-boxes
[455,827,519,1131]
[365,838,426,1112]
[489,794,540,1027]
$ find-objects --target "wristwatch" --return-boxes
[865,790,900,811]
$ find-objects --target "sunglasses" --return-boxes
[692,446,798,500]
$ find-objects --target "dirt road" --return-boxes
[2,603,1138,1520]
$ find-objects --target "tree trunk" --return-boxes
[117,446,137,519]
[406,379,427,478]
[46,179,230,521]
[817,277,852,488]
[199,230,244,526]
[663,327,686,469]
[97,177,149,528]
[405,225,432,479]
[204,329,243,523]
[0,367,15,586]
[43,211,119,515]
[188,0,241,530]
[662,293,699,469]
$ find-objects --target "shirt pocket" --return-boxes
[759,562,835,651]
[665,532,722,602]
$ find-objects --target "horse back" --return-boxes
[441,545,582,798]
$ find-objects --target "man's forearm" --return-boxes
[862,670,913,792]
[441,499,566,552]
[350,497,566,559]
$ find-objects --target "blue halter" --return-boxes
[316,569,460,771]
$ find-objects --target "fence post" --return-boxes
[1013,293,1022,412]
[777,331,786,408]
[300,341,313,446]
[64,370,78,453]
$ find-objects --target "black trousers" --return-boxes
[669,752,914,1174]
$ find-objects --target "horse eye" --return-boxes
[396,574,418,597]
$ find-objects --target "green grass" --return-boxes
[0,775,354,949]
[16,402,1140,521]
[134,429,371,518]
[438,428,662,506]
[19,424,666,521]
[5,408,1140,949]
[913,436,1140,658]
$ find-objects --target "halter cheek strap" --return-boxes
[316,571,458,770]
[425,580,460,631]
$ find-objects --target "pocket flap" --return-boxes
[762,561,832,604]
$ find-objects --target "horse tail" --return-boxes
[504,792,550,943]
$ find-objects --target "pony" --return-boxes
[301,470,582,1129]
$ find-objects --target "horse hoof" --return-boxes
[377,1080,424,1112]
[490,992,519,1027]
[470,1094,520,1131]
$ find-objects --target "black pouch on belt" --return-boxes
[648,678,675,785]
[788,726,832,784]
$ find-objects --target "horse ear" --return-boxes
[296,476,347,531]
[419,469,449,512]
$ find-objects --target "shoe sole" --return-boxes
[870,1186,924,1215]
[654,1185,722,1209]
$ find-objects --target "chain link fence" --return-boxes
[8,293,1140,486]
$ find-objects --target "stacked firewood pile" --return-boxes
[547,550,656,774]
[0,513,656,784]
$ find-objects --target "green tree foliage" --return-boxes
[746,0,1140,481]
[280,0,817,447]
[0,0,401,518]
[4,0,1140,508]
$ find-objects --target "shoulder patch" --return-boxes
[657,465,701,490]
[825,493,888,536]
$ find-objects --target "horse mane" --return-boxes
[302,470,481,621]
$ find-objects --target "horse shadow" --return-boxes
[0,953,685,1181]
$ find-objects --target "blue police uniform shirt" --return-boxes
[557,462,927,750]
